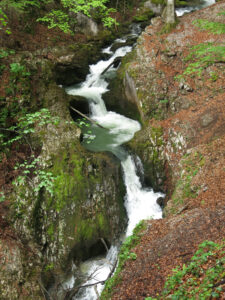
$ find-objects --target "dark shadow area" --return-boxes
[70,238,111,263]
[69,96,90,121]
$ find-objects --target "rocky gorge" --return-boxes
[0,0,224,299]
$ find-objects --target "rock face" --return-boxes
[121,2,225,196]
[0,46,126,299]
[75,12,99,36]
[53,43,102,86]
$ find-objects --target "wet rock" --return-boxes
[156,196,165,208]
[54,44,101,86]
[69,95,90,120]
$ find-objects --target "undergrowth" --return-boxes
[174,11,225,79]
[193,19,225,34]
[183,43,225,76]
[146,240,225,299]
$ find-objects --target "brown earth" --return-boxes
[109,1,225,299]
[111,208,225,299]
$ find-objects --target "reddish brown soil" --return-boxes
[110,1,225,298]
[111,208,225,299]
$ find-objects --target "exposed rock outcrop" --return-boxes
[0,47,126,299]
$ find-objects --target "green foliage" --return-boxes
[10,62,31,78]
[0,191,5,202]
[0,0,43,11]
[37,0,118,33]
[14,155,57,196]
[174,14,225,79]
[218,10,225,16]
[0,108,60,148]
[101,221,146,299]
[76,118,96,144]
[0,7,11,34]
[193,19,225,34]
[184,43,225,76]
[0,49,15,59]
[159,99,168,104]
[37,10,72,34]
[161,241,225,299]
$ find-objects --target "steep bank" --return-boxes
[0,4,135,298]
[103,0,225,298]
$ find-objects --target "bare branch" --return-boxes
[63,258,118,300]
[100,238,109,253]
[38,279,54,300]
[69,106,107,129]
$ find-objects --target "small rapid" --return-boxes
[176,0,215,16]
[65,24,163,300]
[63,0,216,296]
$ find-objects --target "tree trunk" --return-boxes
[163,0,176,24]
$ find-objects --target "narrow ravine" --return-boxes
[63,1,215,297]
[64,24,163,299]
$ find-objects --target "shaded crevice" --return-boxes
[69,97,90,122]
[70,238,111,263]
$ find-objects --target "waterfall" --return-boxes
[65,24,163,299]
[63,0,215,294]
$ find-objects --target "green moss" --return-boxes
[151,0,165,4]
[151,126,164,146]
[175,0,188,7]
[74,212,110,243]
[118,49,137,80]
[166,151,204,215]
[159,20,179,34]
[49,149,86,212]
[133,9,155,22]
[47,224,54,241]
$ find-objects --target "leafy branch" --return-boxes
[0,108,60,149]
[37,0,118,33]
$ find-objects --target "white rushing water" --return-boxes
[65,25,163,299]
[64,0,216,294]
[176,0,215,16]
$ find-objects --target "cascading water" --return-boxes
[176,0,215,16]
[63,0,215,296]
[64,25,163,299]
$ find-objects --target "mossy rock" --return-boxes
[133,9,155,22]
[127,125,166,191]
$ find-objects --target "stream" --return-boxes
[62,1,215,298]
[64,24,163,299]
